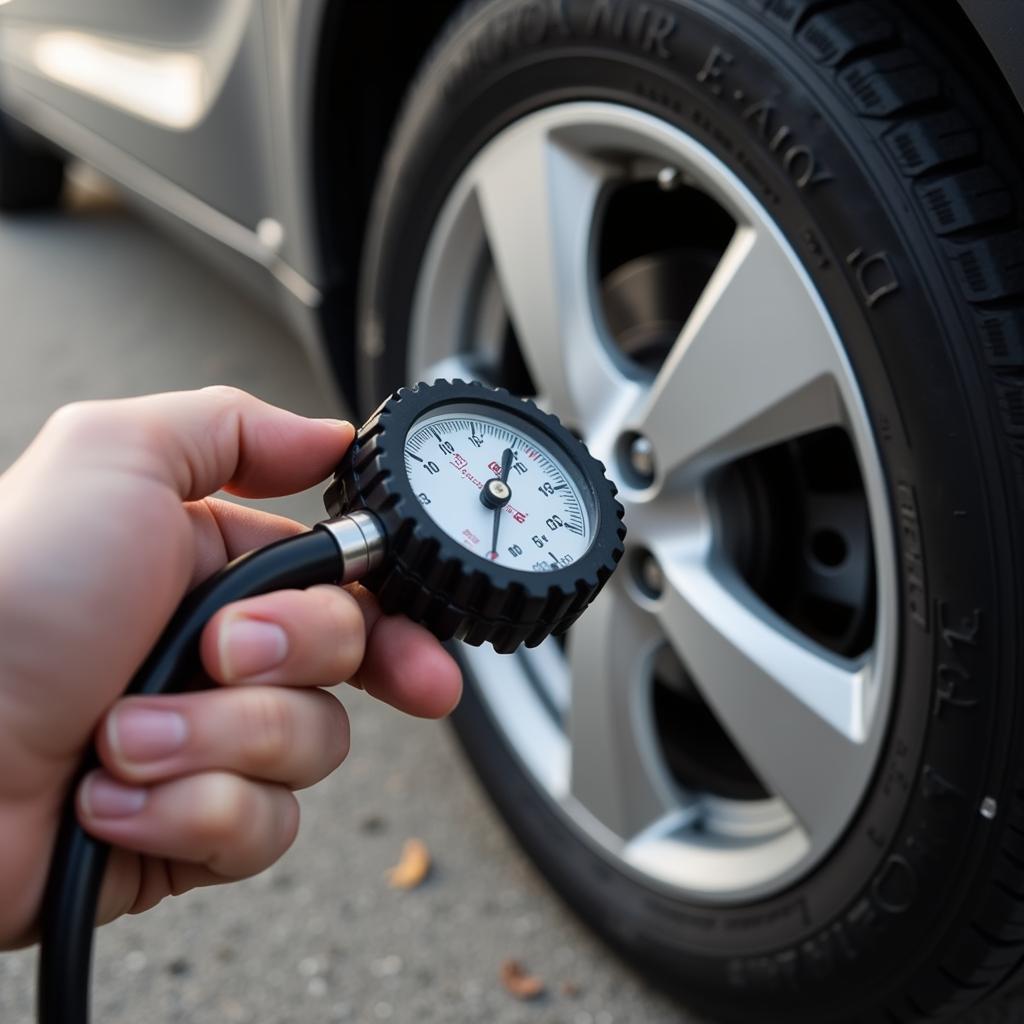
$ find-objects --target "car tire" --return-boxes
[0,109,64,212]
[356,1,1024,1021]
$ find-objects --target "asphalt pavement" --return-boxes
[1,176,1021,1024]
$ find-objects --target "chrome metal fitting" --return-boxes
[317,510,387,584]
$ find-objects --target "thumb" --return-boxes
[39,386,354,501]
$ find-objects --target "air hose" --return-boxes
[38,520,381,1024]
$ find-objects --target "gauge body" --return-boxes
[325,380,625,653]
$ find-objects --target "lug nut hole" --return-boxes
[810,529,848,569]
[630,546,664,600]
[618,431,656,488]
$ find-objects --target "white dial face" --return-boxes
[404,407,594,572]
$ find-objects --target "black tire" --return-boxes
[0,109,64,212]
[356,1,1024,1021]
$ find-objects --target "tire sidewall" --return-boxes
[358,1,1017,1016]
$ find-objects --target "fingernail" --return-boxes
[219,616,289,681]
[82,774,147,818]
[109,706,188,764]
[316,417,352,431]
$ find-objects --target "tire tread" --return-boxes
[755,0,1024,1017]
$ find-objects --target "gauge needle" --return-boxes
[488,447,514,559]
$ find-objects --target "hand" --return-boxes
[0,386,462,948]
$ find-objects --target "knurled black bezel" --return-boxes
[324,380,626,653]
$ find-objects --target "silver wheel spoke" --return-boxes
[656,553,872,839]
[630,226,845,478]
[472,122,636,434]
[566,581,678,840]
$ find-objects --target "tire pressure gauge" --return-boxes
[39,379,625,1024]
[323,379,626,653]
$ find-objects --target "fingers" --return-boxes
[185,497,309,587]
[200,585,366,686]
[357,616,463,719]
[79,770,299,881]
[97,848,294,925]
[44,386,353,500]
[202,582,463,718]
[350,587,463,719]
[96,687,350,790]
[96,848,196,924]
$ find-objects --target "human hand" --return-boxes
[0,386,462,948]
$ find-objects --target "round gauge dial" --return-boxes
[323,379,625,651]
[404,407,595,572]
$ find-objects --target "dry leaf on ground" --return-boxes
[386,838,431,889]
[500,958,546,1000]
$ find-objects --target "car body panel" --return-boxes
[0,1,273,226]
[0,0,336,385]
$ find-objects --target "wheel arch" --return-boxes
[309,0,463,407]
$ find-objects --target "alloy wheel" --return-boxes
[409,103,898,901]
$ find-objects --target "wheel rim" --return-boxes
[407,102,898,902]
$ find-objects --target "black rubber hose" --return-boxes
[38,528,342,1024]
